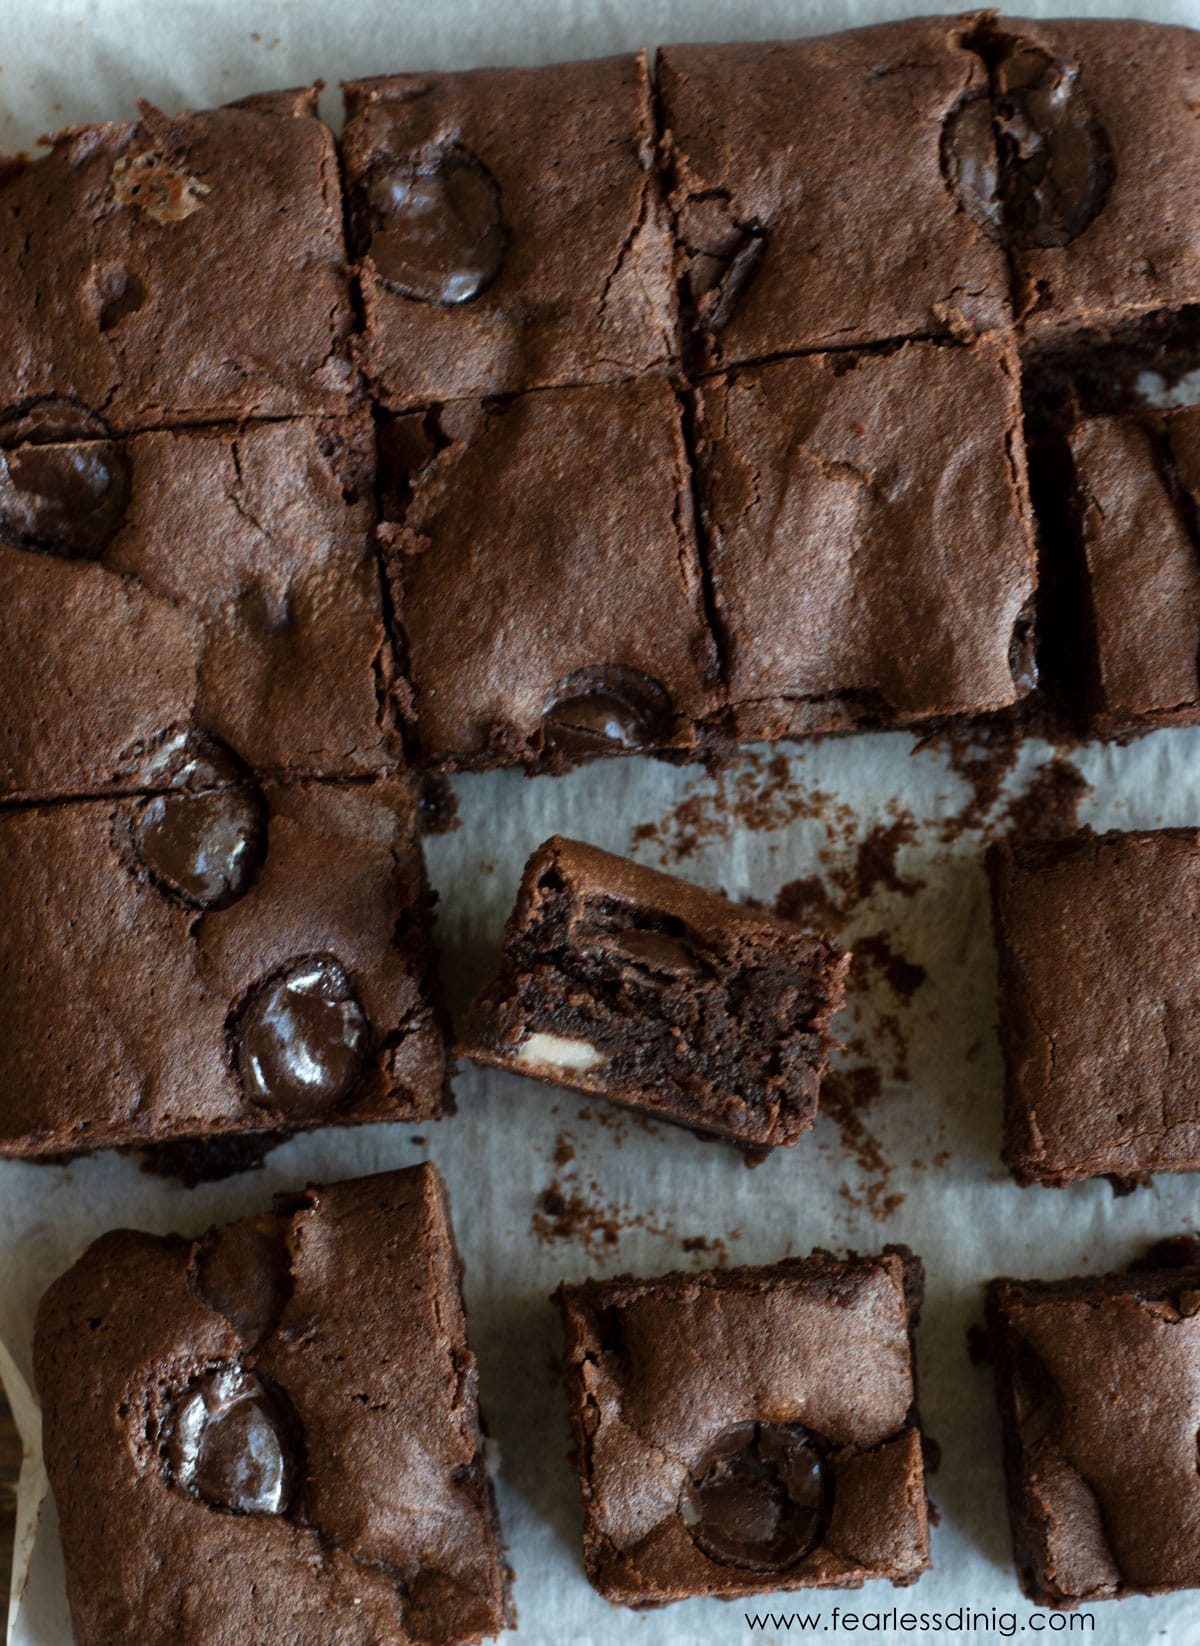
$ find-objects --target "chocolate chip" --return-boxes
[942,40,1113,250]
[363,147,506,305]
[677,195,767,334]
[233,957,370,1119]
[125,735,264,911]
[1008,597,1038,694]
[542,667,673,758]
[680,1422,829,1571]
[166,1368,295,1515]
[582,926,703,981]
[0,441,130,558]
[193,1217,291,1346]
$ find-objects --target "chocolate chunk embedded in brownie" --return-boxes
[0,87,353,435]
[556,1248,929,1606]
[693,338,1037,739]
[657,21,1010,371]
[986,1244,1200,1605]
[989,828,1200,1185]
[343,53,676,408]
[34,1165,513,1645]
[379,381,719,770]
[0,416,395,800]
[461,836,848,1150]
[0,776,448,1161]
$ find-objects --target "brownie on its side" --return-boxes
[0,87,353,436]
[1069,409,1200,735]
[34,1165,513,1645]
[951,17,1200,336]
[556,1249,929,1607]
[657,20,1010,370]
[989,828,1200,1186]
[0,416,395,801]
[986,1242,1200,1606]
[0,775,448,1160]
[342,53,676,409]
[694,338,1037,741]
[460,836,848,1151]
[379,380,719,771]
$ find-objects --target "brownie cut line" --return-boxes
[0,774,449,1161]
[556,1248,929,1606]
[989,827,1200,1186]
[33,1164,513,1645]
[986,1240,1200,1606]
[0,86,354,437]
[460,835,849,1151]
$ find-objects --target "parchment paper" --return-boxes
[5,4,1200,1642]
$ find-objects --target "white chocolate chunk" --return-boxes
[514,1032,605,1075]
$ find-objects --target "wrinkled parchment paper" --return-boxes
[6,3,1200,1642]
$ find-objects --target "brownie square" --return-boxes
[0,87,353,435]
[972,18,1200,336]
[1069,409,1200,734]
[556,1249,929,1606]
[986,1244,1200,1605]
[989,828,1200,1186]
[34,1165,513,1645]
[656,21,1010,371]
[380,379,719,770]
[461,835,848,1151]
[0,776,448,1159]
[694,339,1037,740]
[0,416,395,801]
[342,54,676,409]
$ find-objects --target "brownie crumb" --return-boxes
[820,1066,903,1220]
[418,772,461,835]
[1001,756,1089,840]
[853,932,928,1001]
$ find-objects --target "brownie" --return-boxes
[656,21,1010,371]
[0,87,353,436]
[986,1242,1200,1605]
[380,379,719,770]
[989,828,1200,1186]
[0,416,395,801]
[342,54,675,409]
[694,338,1037,740]
[33,1165,513,1644]
[0,775,448,1159]
[1069,409,1200,734]
[556,1248,929,1606]
[950,17,1200,336]
[461,836,848,1151]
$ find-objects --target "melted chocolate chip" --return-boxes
[125,734,264,911]
[0,441,130,558]
[166,1368,295,1515]
[676,195,767,335]
[585,926,702,980]
[193,1217,291,1346]
[133,787,263,909]
[234,957,370,1119]
[364,147,506,305]
[942,41,1113,249]
[542,667,673,758]
[681,1422,829,1571]
[1008,597,1039,694]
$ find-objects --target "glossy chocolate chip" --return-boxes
[942,43,1113,249]
[542,668,673,758]
[1008,597,1039,695]
[365,147,506,305]
[166,1368,295,1515]
[0,441,130,558]
[676,195,767,334]
[234,957,370,1119]
[193,1217,291,1346]
[127,735,264,911]
[680,1422,829,1571]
